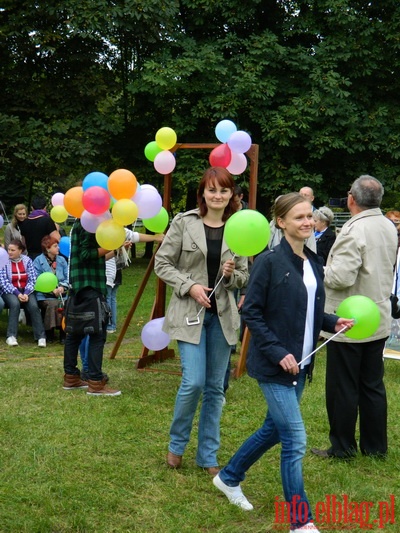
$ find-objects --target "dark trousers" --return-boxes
[63,322,107,381]
[326,338,387,457]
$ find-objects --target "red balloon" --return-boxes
[209,143,232,168]
[82,186,110,215]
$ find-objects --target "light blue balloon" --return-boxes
[82,171,109,191]
[215,119,237,143]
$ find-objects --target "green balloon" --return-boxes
[143,207,169,233]
[144,141,163,162]
[224,210,270,256]
[35,272,58,293]
[336,295,380,339]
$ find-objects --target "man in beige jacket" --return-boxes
[312,175,397,458]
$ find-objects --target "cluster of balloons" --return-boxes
[209,119,252,175]
[49,169,170,252]
[144,127,178,175]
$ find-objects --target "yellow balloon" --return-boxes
[155,127,177,150]
[50,205,69,224]
[95,219,126,250]
[112,199,138,226]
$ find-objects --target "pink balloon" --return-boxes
[141,317,170,351]
[82,186,111,215]
[227,130,252,154]
[226,152,248,175]
[209,143,232,168]
[133,187,163,219]
[154,150,176,175]
[81,209,111,233]
[51,192,65,207]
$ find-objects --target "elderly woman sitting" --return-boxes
[313,206,336,265]
[33,235,68,343]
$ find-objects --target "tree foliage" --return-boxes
[1,0,400,212]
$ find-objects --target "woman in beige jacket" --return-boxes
[155,167,249,475]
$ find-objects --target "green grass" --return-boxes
[0,251,399,532]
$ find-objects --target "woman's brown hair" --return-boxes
[197,167,237,221]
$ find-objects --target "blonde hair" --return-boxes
[11,204,27,227]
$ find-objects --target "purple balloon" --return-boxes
[227,130,252,154]
[141,317,170,351]
[0,246,8,268]
[133,187,163,219]
[81,210,111,233]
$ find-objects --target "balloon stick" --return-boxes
[186,253,236,326]
[297,325,349,367]
[292,325,349,386]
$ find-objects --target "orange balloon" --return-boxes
[108,169,138,200]
[64,187,84,218]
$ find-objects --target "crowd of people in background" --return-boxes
[0,172,398,530]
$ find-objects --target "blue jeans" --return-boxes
[106,284,118,331]
[169,312,231,468]
[2,293,45,340]
[79,335,89,372]
[219,369,313,529]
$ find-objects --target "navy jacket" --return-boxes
[243,237,338,385]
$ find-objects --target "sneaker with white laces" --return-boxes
[290,522,321,532]
[6,336,18,346]
[38,338,46,347]
[213,473,254,511]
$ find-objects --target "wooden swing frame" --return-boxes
[110,142,259,379]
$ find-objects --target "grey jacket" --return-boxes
[154,209,249,345]
[322,208,397,343]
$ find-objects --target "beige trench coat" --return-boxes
[154,209,249,345]
[322,208,397,343]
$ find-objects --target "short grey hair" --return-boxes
[314,206,334,226]
[349,175,383,209]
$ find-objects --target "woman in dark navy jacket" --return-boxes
[213,193,353,532]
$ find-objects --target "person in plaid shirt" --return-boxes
[62,219,121,396]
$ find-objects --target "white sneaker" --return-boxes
[213,473,253,511]
[6,336,18,346]
[38,338,46,347]
[290,522,321,532]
